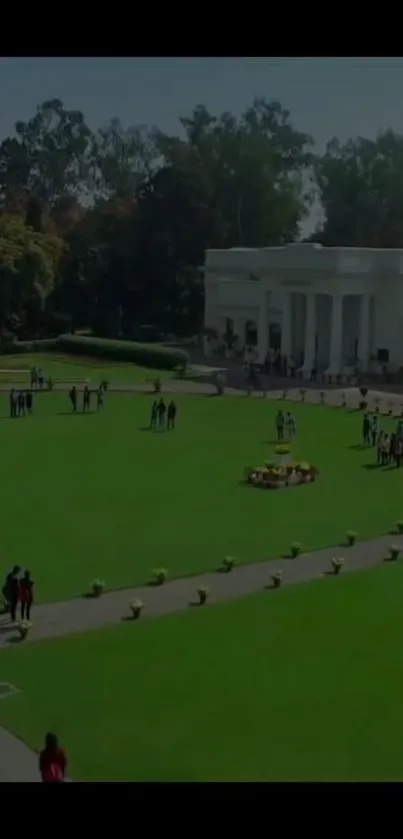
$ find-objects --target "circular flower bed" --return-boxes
[245,461,318,490]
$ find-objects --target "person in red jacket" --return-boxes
[39,733,67,782]
[19,570,34,620]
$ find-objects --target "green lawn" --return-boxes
[0,353,178,385]
[1,562,403,780]
[0,392,401,603]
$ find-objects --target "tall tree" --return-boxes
[0,99,97,212]
[314,131,403,247]
[96,118,158,199]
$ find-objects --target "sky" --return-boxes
[1,57,403,233]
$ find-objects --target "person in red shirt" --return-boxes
[19,571,34,621]
[39,732,67,782]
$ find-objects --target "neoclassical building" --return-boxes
[203,244,403,375]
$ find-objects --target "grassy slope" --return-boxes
[1,562,403,779]
[0,392,401,602]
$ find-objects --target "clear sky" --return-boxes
[1,57,403,233]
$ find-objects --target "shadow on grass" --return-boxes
[147,580,165,587]
[121,615,135,622]
[6,635,24,644]
[349,443,368,450]
[264,582,281,591]
[138,426,167,433]
[57,411,96,416]
[362,463,382,471]
[261,439,282,445]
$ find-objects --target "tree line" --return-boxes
[1,96,402,342]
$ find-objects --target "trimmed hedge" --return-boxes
[1,335,188,371]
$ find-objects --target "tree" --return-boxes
[156,98,314,248]
[96,118,158,199]
[314,131,403,247]
[0,99,97,212]
[0,214,64,337]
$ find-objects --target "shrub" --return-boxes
[222,556,235,572]
[91,579,105,597]
[271,570,282,588]
[55,334,188,371]
[17,620,32,639]
[389,545,400,561]
[290,541,302,558]
[198,587,209,605]
[130,599,144,619]
[331,557,344,575]
[396,520,403,534]
[1,338,58,355]
[153,568,167,585]
[346,530,357,546]
[275,444,291,456]
[319,391,325,404]
[299,387,306,402]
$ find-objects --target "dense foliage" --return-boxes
[0,96,402,342]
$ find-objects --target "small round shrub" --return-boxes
[290,541,302,558]
[222,556,235,572]
[130,599,144,619]
[389,545,400,561]
[331,557,344,575]
[346,530,357,546]
[92,579,105,597]
[153,568,167,585]
[271,570,282,588]
[396,520,403,534]
[18,620,32,639]
[198,587,210,605]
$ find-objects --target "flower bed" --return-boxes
[245,461,318,490]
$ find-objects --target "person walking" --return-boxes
[19,571,34,621]
[2,566,20,621]
[39,733,67,782]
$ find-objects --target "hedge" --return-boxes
[2,335,188,371]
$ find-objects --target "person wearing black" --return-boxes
[69,386,77,412]
[26,390,33,415]
[96,386,104,411]
[149,400,158,430]
[17,391,26,417]
[9,388,17,418]
[167,400,177,430]
[2,566,21,622]
[19,571,34,621]
[83,386,91,413]
[157,398,166,429]
[362,413,371,446]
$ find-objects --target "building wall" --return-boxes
[204,245,403,370]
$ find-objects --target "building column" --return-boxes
[233,317,245,348]
[281,292,292,359]
[302,293,316,374]
[257,289,270,363]
[358,294,370,372]
[327,294,344,374]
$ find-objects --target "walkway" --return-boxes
[0,726,39,781]
[0,534,400,649]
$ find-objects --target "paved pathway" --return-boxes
[0,533,400,649]
[0,533,401,781]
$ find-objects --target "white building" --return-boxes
[203,244,403,375]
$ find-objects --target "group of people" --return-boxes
[9,388,34,417]
[362,413,403,467]
[149,398,177,430]
[30,366,48,390]
[1,565,34,622]
[69,384,105,413]
[275,410,297,442]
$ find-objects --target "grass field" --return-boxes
[0,353,179,385]
[1,562,403,780]
[0,392,401,603]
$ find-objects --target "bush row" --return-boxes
[1,335,189,371]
